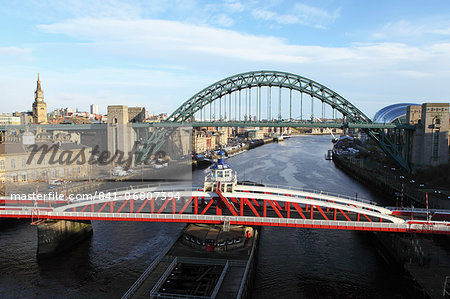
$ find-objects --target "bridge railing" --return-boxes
[97,182,196,196]
[237,183,376,205]
[2,209,450,233]
[96,183,379,210]
[387,207,450,214]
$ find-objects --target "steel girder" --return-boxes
[365,129,410,172]
[165,71,410,171]
[135,127,177,165]
[167,70,371,123]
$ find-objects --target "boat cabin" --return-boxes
[203,150,237,192]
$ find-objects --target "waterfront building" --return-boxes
[193,131,208,154]
[191,127,230,154]
[409,103,449,168]
[246,129,264,139]
[192,130,217,154]
[145,113,168,123]
[106,105,137,166]
[373,102,449,169]
[0,114,20,125]
[0,132,91,185]
[406,105,422,125]
[32,73,48,124]
[373,103,419,125]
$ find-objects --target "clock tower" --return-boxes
[32,73,48,124]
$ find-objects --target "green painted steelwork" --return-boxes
[0,121,412,131]
[167,70,370,123]
[133,121,413,129]
[165,70,411,171]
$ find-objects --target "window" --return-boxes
[22,158,26,168]
[12,174,18,183]
[435,118,440,125]
[0,160,4,170]
[432,130,440,160]
[21,173,27,182]
[11,159,16,169]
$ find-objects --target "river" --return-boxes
[0,135,404,298]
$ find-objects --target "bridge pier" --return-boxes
[36,219,93,259]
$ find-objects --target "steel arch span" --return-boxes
[167,70,370,123]
[161,70,410,171]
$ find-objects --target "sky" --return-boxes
[1,0,450,118]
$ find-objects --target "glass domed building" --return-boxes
[373,103,419,124]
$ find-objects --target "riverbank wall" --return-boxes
[37,219,93,259]
[333,154,450,298]
[332,154,431,208]
[218,137,275,158]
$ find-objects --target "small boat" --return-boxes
[325,149,333,160]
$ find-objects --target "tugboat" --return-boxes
[203,149,237,193]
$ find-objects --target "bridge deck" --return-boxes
[1,184,449,234]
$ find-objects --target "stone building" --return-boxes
[0,140,91,185]
[0,114,20,125]
[107,105,137,165]
[406,105,422,125]
[32,73,48,124]
[409,103,449,168]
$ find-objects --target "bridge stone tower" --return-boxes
[32,73,47,124]
[204,150,237,192]
[107,105,136,166]
[409,103,449,168]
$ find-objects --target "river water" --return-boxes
[0,135,404,298]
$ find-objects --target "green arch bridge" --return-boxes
[145,70,412,171]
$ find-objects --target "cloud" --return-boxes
[372,19,450,41]
[293,3,341,28]
[37,17,450,68]
[4,11,450,117]
[38,18,312,63]
[224,0,244,13]
[0,47,31,56]
[252,3,340,29]
[214,14,234,27]
[0,47,32,66]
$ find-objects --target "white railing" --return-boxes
[236,230,258,299]
[149,257,178,299]
[211,261,229,299]
[121,229,183,299]
[2,207,450,233]
[236,183,375,205]
[443,276,450,297]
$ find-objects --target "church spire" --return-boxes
[32,72,47,124]
[36,72,42,92]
